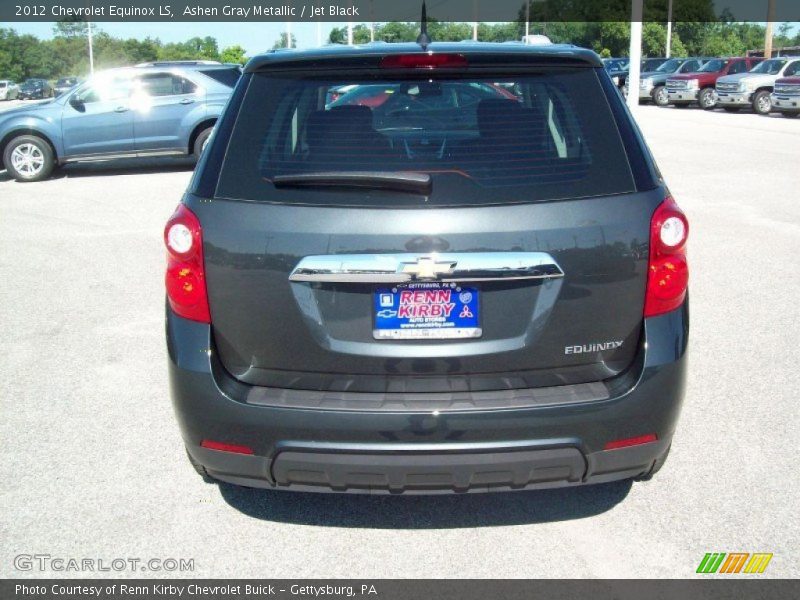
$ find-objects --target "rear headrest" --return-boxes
[327,105,375,130]
[307,105,377,152]
[477,99,544,140]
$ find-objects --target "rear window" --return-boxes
[200,67,241,88]
[216,68,636,207]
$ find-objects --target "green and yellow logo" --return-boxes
[697,553,773,574]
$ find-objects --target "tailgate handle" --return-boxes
[289,252,564,283]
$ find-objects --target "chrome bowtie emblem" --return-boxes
[399,256,457,280]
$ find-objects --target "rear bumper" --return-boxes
[168,303,688,494]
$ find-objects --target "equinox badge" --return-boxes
[565,341,624,355]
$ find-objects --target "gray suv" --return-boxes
[167,43,689,494]
[628,57,707,105]
[0,62,239,181]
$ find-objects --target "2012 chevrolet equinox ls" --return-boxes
[166,42,689,494]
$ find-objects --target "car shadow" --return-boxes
[218,479,632,529]
[0,157,196,183]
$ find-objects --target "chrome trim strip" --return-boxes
[63,149,186,163]
[289,252,565,283]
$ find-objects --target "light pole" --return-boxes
[87,20,94,75]
[473,0,478,41]
[347,0,354,45]
[370,0,375,42]
[764,0,776,58]
[525,1,530,43]
[627,0,643,113]
[666,0,673,57]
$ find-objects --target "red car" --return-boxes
[771,76,800,118]
[666,57,762,109]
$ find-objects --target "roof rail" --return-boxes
[134,60,222,67]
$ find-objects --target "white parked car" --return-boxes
[0,80,20,101]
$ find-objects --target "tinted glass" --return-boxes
[698,59,727,72]
[679,60,700,73]
[751,59,787,75]
[216,68,636,207]
[727,61,747,74]
[784,61,800,76]
[199,67,241,87]
[135,73,196,96]
[656,59,682,72]
[75,75,132,103]
[642,58,666,71]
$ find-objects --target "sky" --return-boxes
[7,21,354,53]
[7,21,800,56]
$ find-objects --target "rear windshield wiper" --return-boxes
[272,171,432,195]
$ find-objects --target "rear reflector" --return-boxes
[380,53,468,69]
[604,433,658,450]
[200,440,254,455]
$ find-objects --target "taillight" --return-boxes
[164,204,210,323]
[380,53,468,69]
[644,197,689,318]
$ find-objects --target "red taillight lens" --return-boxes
[644,197,689,318]
[604,433,658,450]
[164,204,210,323]
[200,440,254,455]
[380,53,468,69]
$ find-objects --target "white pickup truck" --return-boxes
[715,57,800,114]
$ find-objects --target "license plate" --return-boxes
[373,282,481,340]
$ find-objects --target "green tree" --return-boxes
[700,27,746,57]
[477,22,521,42]
[641,22,687,57]
[220,45,247,65]
[158,36,219,61]
[53,19,90,39]
[376,22,418,43]
[430,21,473,41]
[271,32,297,50]
[121,37,160,64]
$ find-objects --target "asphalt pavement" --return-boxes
[0,104,797,578]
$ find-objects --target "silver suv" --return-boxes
[715,57,800,114]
